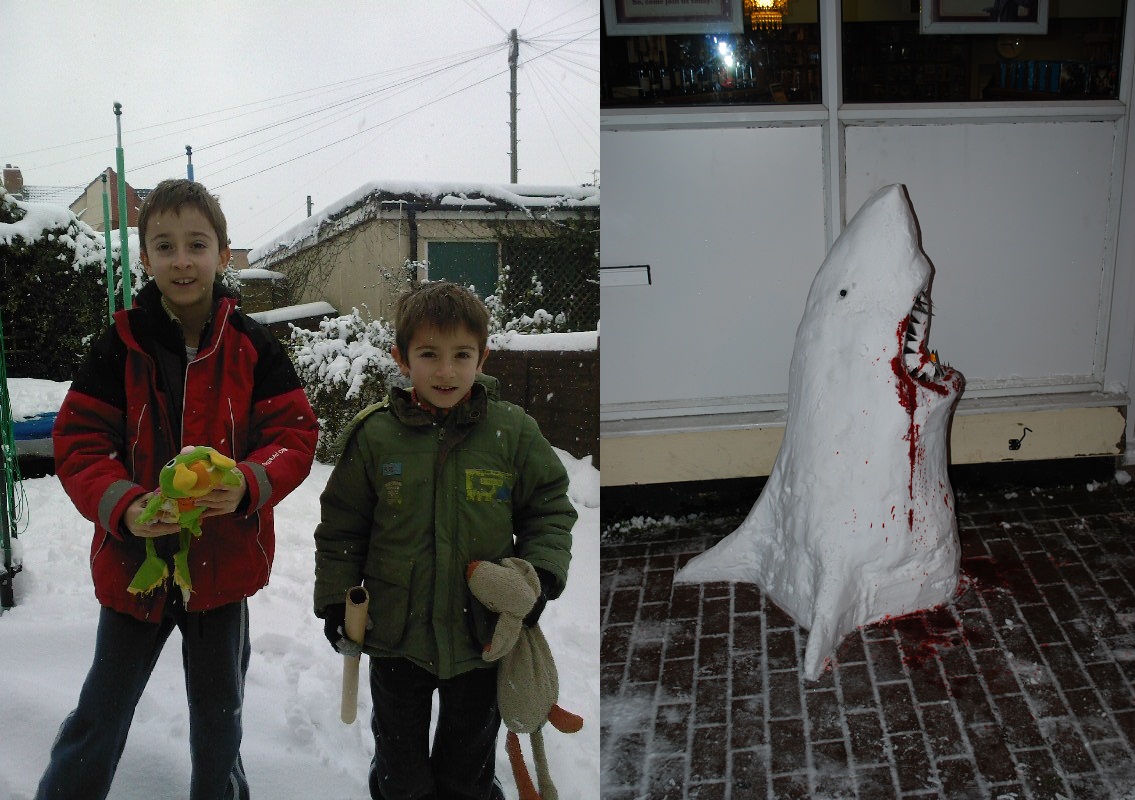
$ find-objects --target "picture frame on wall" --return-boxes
[920,0,1049,35]
[601,0,743,36]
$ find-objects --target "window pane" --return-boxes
[842,1,1123,102]
[601,2,822,108]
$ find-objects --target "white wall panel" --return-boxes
[844,121,1118,392]
[600,126,828,413]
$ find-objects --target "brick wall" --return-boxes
[239,278,291,314]
[487,348,599,466]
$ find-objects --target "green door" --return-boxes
[426,241,499,295]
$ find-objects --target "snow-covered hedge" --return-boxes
[287,309,404,462]
[0,190,139,380]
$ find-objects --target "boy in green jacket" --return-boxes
[313,281,576,800]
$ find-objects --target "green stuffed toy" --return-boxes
[128,445,242,601]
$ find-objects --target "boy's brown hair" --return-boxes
[394,281,490,356]
[138,179,229,254]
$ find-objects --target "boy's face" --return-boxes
[140,206,230,319]
[392,323,489,410]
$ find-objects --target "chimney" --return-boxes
[2,164,24,194]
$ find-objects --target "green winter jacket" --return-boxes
[313,375,576,679]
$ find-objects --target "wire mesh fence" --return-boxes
[492,215,599,333]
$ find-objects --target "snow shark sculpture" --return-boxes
[676,184,964,680]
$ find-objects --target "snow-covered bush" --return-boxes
[484,266,570,335]
[0,189,139,380]
[220,264,242,296]
[287,308,404,462]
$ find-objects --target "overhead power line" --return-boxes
[130,44,501,173]
[212,62,510,190]
[463,0,508,34]
[15,43,503,172]
[210,27,595,191]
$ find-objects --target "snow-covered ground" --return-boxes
[0,452,599,799]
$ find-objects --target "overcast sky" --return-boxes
[4,1,599,249]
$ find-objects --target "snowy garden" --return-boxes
[0,190,600,798]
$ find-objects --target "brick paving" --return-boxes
[600,461,1135,799]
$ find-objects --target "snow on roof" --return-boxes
[247,301,337,325]
[250,180,599,264]
[18,185,86,206]
[238,268,286,280]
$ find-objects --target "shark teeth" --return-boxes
[902,290,946,382]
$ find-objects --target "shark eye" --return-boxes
[839,289,848,297]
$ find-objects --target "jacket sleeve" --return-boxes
[238,328,319,514]
[52,328,146,539]
[511,415,576,600]
[312,425,378,614]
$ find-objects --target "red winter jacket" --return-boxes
[53,280,318,621]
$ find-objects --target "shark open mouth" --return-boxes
[898,288,949,391]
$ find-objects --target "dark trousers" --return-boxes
[35,599,251,800]
[368,658,503,800]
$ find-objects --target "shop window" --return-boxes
[601,2,822,107]
[601,2,1123,107]
[842,1,1123,102]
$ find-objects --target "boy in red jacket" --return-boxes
[36,179,318,800]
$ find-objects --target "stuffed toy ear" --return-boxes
[467,559,540,661]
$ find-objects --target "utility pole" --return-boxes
[508,28,519,184]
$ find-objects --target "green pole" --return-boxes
[114,102,132,309]
[102,172,115,322]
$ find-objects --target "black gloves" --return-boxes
[523,567,557,628]
[322,602,346,649]
[320,602,363,657]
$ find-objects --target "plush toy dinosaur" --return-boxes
[466,557,583,800]
[128,445,242,602]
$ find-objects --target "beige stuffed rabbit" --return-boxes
[466,558,583,800]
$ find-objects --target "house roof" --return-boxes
[250,180,599,265]
[17,185,87,206]
[12,171,150,210]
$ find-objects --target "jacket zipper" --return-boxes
[129,403,148,482]
[180,301,230,450]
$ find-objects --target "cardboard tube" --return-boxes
[340,585,370,723]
